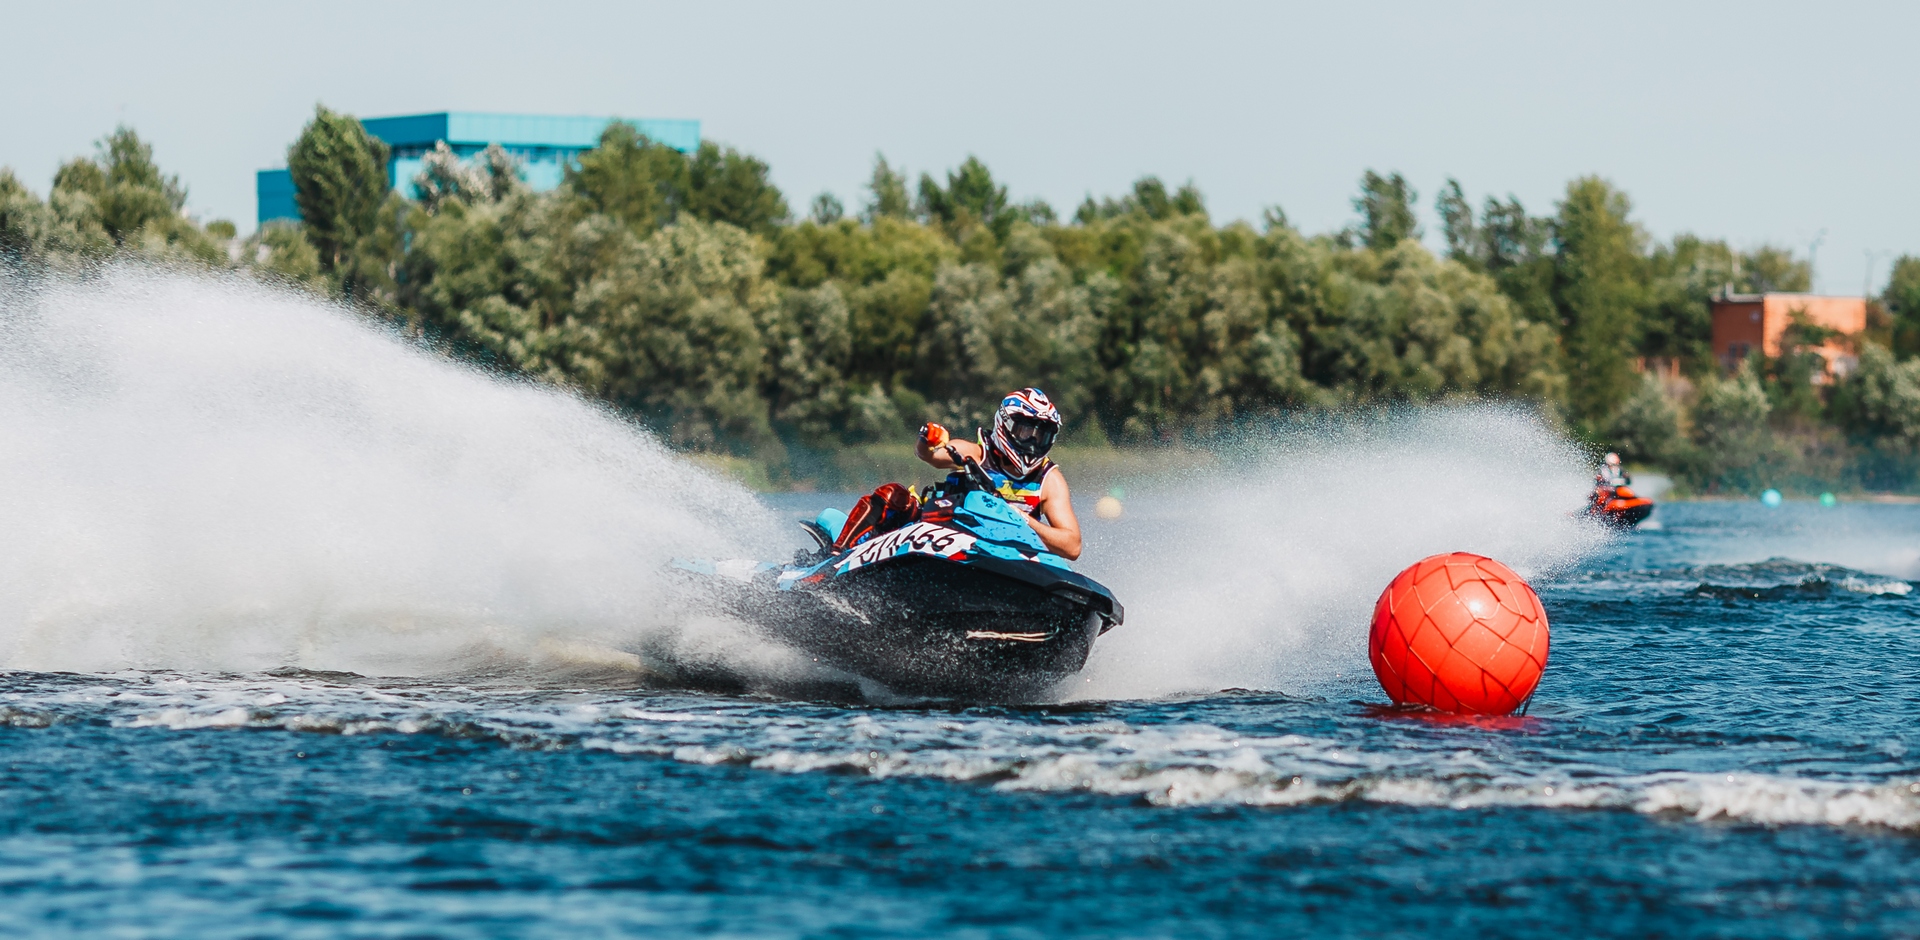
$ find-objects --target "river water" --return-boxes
[1,508,1916,938]
[4,271,1920,936]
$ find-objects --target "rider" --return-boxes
[1591,452,1630,513]
[1596,452,1630,489]
[916,388,1083,560]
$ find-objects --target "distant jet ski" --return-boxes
[1588,484,1655,528]
[675,455,1123,700]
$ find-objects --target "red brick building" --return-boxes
[1709,292,1866,381]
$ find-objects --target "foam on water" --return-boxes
[1564,559,1917,600]
[0,266,785,677]
[11,670,1915,835]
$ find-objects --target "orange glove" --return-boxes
[919,422,949,448]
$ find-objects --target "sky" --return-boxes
[3,0,1914,294]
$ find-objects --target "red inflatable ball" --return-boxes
[1368,552,1550,715]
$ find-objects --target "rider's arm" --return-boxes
[916,423,983,469]
[1026,469,1083,560]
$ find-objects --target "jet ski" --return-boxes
[1588,484,1654,527]
[674,453,1124,700]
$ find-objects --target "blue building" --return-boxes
[256,111,700,225]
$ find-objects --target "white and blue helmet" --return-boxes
[987,387,1061,477]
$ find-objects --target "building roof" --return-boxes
[1711,291,1862,304]
[257,110,702,224]
[359,112,700,152]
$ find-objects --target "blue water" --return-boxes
[1,501,1917,937]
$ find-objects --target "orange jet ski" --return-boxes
[1588,484,1654,528]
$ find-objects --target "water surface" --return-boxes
[1,502,1916,937]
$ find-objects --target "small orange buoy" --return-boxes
[1368,552,1549,715]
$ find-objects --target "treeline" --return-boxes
[4,109,1920,492]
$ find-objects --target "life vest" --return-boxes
[973,432,1054,516]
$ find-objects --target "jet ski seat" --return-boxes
[832,482,922,551]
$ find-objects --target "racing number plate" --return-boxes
[837,522,977,574]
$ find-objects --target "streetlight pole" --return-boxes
[1864,249,1892,298]
[1808,229,1827,293]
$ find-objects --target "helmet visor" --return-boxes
[1006,415,1058,458]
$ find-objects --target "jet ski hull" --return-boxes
[1592,497,1654,527]
[678,468,1123,701]
[1587,482,1655,529]
[738,554,1108,699]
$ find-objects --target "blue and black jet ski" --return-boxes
[675,454,1124,700]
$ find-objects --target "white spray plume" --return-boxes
[1072,406,1609,700]
[0,266,783,676]
[0,267,1609,698]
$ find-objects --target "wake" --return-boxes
[0,266,785,678]
[0,266,1606,697]
[1072,407,1606,699]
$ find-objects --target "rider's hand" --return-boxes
[919,422,949,448]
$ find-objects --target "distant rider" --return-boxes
[917,388,1083,560]
[1591,452,1630,512]
[1596,452,1630,490]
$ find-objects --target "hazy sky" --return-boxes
[4,1,1914,294]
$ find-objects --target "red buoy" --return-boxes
[1368,552,1549,715]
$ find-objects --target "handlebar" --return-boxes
[943,445,997,492]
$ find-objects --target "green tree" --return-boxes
[0,170,43,255]
[846,264,939,393]
[35,114,1918,484]
[1075,177,1207,223]
[1884,255,1920,360]
[71,127,188,245]
[764,283,853,445]
[916,261,1017,427]
[287,106,392,277]
[809,193,844,225]
[1003,257,1111,428]
[1836,343,1920,448]
[33,127,218,264]
[1604,374,1684,466]
[0,168,112,263]
[686,140,788,233]
[1766,310,1838,420]
[1831,342,1920,489]
[243,221,326,289]
[1294,239,1560,405]
[1475,195,1556,328]
[1435,178,1478,266]
[1553,176,1645,429]
[863,154,913,221]
[567,121,688,234]
[1741,246,1811,293]
[920,156,1011,238]
[1689,360,1774,492]
[1354,170,1418,251]
[412,143,522,212]
[1639,234,1726,368]
[568,219,777,449]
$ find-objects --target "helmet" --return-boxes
[1604,452,1621,467]
[987,387,1061,478]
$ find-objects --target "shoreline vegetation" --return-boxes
[688,442,1223,495]
[4,110,1919,495]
